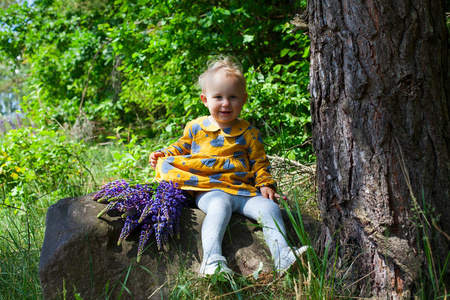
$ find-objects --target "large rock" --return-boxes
[39,193,322,299]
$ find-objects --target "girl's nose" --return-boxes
[222,99,230,106]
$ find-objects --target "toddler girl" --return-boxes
[149,56,308,275]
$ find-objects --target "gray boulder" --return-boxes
[39,193,321,299]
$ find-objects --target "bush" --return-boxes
[0,127,86,210]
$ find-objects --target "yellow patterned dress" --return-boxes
[154,116,276,196]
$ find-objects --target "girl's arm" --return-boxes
[247,130,277,192]
[248,133,287,202]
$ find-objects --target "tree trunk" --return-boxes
[308,0,450,298]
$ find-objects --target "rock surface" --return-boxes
[39,193,322,299]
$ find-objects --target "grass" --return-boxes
[0,214,41,299]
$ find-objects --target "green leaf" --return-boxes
[280,48,290,57]
[302,45,310,57]
[243,35,254,43]
[272,64,282,73]
[113,152,123,160]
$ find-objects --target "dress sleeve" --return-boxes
[247,129,277,190]
[157,122,193,156]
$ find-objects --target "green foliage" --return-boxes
[103,127,154,183]
[0,0,313,161]
[244,28,312,161]
[0,127,86,210]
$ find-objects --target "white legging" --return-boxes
[195,190,289,263]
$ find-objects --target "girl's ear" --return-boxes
[201,94,208,107]
[243,93,248,104]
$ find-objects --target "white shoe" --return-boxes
[199,254,234,276]
[276,245,309,274]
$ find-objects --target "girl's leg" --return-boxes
[235,195,289,260]
[196,190,234,274]
[236,195,309,272]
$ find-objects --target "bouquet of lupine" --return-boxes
[93,179,187,262]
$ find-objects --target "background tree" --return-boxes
[0,0,19,9]
[308,0,450,298]
[0,0,27,116]
[0,0,313,161]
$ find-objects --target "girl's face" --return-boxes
[200,70,247,128]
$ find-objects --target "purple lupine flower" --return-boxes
[137,224,154,262]
[97,201,120,218]
[139,203,153,224]
[117,217,140,245]
[93,179,130,202]
[95,180,186,259]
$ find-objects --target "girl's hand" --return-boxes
[260,186,275,200]
[149,151,165,169]
[260,186,287,205]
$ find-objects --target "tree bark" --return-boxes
[308,0,450,298]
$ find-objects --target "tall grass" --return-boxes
[280,198,335,300]
[0,212,42,299]
[395,143,450,300]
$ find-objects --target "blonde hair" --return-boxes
[198,56,246,92]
